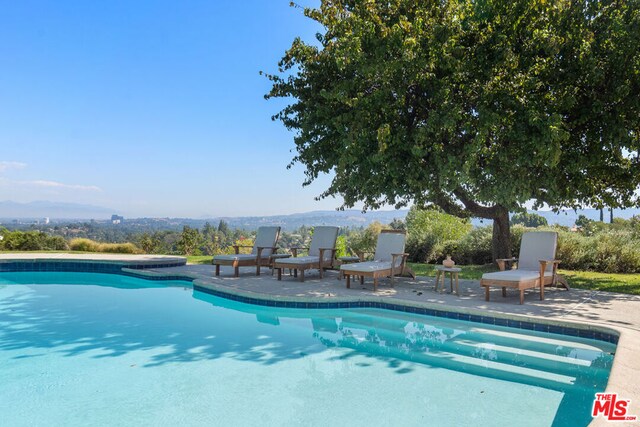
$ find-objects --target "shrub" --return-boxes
[406,207,472,262]
[69,238,142,254]
[69,238,99,252]
[1,231,68,251]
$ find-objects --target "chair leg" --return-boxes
[215,264,220,276]
[373,277,378,292]
[502,287,507,298]
[556,275,570,290]
[277,267,282,281]
[360,276,364,285]
[346,275,351,289]
[520,290,524,305]
[299,269,305,282]
[485,286,490,301]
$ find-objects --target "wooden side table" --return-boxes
[435,266,461,296]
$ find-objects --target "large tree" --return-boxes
[265,0,640,259]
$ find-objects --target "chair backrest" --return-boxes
[518,231,557,272]
[308,226,340,261]
[374,230,406,266]
[252,226,281,257]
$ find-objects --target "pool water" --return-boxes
[0,272,614,426]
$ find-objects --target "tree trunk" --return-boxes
[492,207,512,261]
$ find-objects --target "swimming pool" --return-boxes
[0,272,614,426]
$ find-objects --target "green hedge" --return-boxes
[407,219,640,273]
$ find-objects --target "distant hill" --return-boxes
[473,208,640,228]
[2,200,638,230]
[208,209,409,231]
[0,200,114,220]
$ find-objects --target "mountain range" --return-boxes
[1,200,638,230]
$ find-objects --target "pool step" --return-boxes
[336,319,612,381]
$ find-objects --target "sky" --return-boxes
[0,0,356,218]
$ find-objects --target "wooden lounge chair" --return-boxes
[480,231,569,304]
[212,226,280,277]
[340,230,415,292]
[274,226,339,282]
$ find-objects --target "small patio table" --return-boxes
[435,266,461,296]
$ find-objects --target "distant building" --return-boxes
[111,214,124,225]
[43,217,50,225]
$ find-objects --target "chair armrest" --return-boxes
[356,251,374,262]
[255,247,277,258]
[496,258,518,271]
[318,248,337,267]
[539,259,561,274]
[391,253,409,277]
[232,244,253,254]
[289,246,309,257]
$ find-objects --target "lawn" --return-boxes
[187,256,640,295]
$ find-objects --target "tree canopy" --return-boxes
[265,0,640,259]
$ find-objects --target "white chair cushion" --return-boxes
[340,260,394,273]
[213,254,258,262]
[275,256,320,265]
[518,231,557,272]
[252,226,280,257]
[373,232,406,266]
[308,226,339,261]
[482,269,554,282]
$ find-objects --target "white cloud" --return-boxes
[0,178,102,192]
[0,161,27,172]
[24,180,102,192]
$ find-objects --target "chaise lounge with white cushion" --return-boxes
[212,226,281,277]
[480,231,569,304]
[340,230,415,292]
[274,226,339,282]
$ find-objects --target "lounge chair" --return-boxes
[212,226,280,277]
[340,230,415,292]
[274,226,339,282]
[480,231,569,304]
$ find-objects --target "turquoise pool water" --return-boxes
[0,272,614,426]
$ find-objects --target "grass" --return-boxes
[186,257,640,295]
[187,255,213,264]
[557,269,640,295]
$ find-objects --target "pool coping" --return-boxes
[1,256,637,425]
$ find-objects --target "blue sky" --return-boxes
[0,0,354,218]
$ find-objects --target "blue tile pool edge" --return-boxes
[0,260,619,345]
[191,283,619,345]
